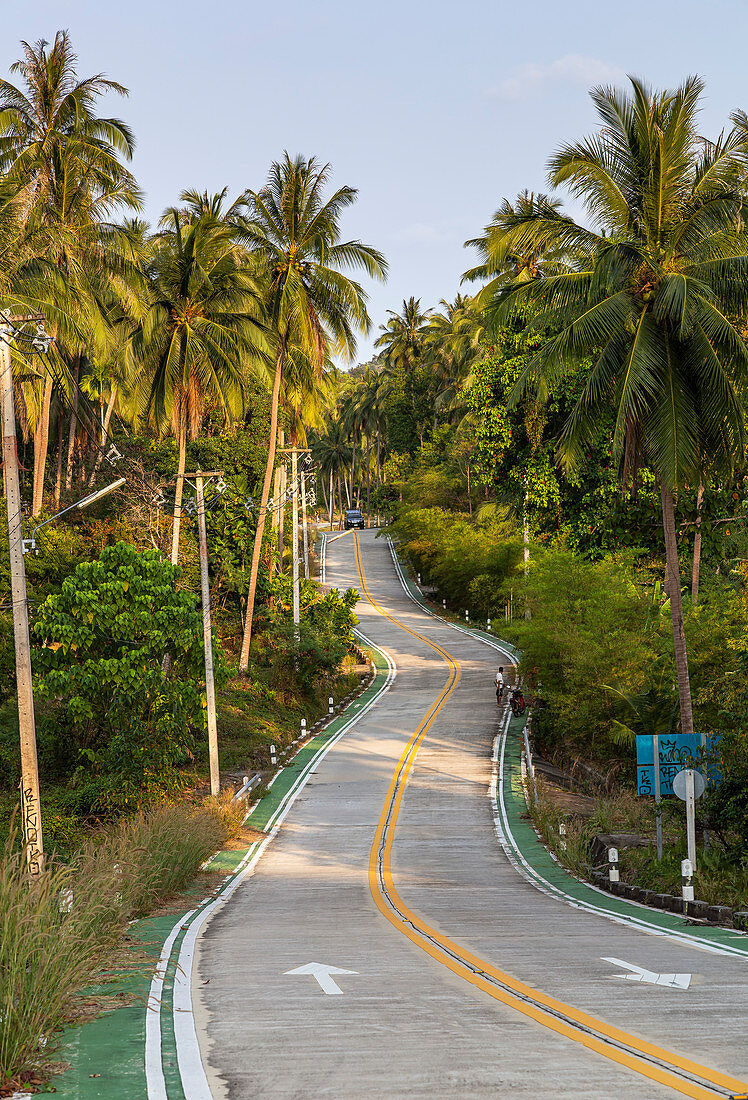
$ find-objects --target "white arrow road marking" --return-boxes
[284,962,358,995]
[602,957,692,990]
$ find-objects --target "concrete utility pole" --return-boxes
[195,472,220,797]
[291,448,300,627]
[162,470,223,797]
[301,470,310,580]
[1,316,47,874]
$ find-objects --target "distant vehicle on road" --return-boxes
[343,508,366,530]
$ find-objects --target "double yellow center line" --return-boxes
[353,532,747,1100]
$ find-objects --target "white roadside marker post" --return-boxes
[301,718,307,741]
[328,696,334,716]
[270,743,277,767]
[681,858,694,908]
[608,847,620,884]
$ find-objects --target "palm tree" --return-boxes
[236,154,386,669]
[312,421,352,528]
[130,195,264,563]
[374,296,431,369]
[463,191,572,293]
[483,76,748,740]
[0,31,142,508]
[423,294,485,425]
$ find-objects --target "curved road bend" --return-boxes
[194,530,748,1099]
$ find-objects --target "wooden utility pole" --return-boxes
[1,318,44,873]
[195,472,220,797]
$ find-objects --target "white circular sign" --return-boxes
[672,768,706,801]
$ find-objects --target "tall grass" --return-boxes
[525,780,590,878]
[0,800,238,1090]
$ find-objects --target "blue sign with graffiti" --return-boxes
[636,734,702,797]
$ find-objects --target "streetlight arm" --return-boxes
[23,477,126,554]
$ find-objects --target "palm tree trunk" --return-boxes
[691,481,704,606]
[661,483,695,738]
[170,418,187,565]
[54,409,64,508]
[327,468,334,529]
[337,471,345,525]
[240,347,284,671]
[87,384,118,488]
[349,434,356,507]
[64,356,81,493]
[32,374,53,515]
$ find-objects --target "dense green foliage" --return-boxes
[31,543,213,810]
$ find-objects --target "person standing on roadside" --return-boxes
[495,666,505,707]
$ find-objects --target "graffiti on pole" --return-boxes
[20,779,42,874]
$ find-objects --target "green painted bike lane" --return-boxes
[52,647,392,1100]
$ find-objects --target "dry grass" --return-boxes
[0,800,234,1090]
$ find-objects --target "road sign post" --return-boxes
[685,770,697,870]
[673,768,705,873]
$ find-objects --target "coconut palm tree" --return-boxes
[312,420,352,528]
[374,296,431,369]
[236,153,386,668]
[129,195,264,563]
[482,75,748,740]
[0,31,143,507]
[463,190,572,294]
[423,294,485,425]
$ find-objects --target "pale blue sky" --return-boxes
[6,1,748,363]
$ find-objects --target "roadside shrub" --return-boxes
[394,504,522,615]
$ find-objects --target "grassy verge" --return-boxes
[0,798,242,1094]
[526,777,748,911]
[213,659,360,775]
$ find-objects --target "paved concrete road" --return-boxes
[194,531,748,1099]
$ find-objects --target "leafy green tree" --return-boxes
[484,76,748,740]
[32,542,219,808]
[237,153,386,667]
